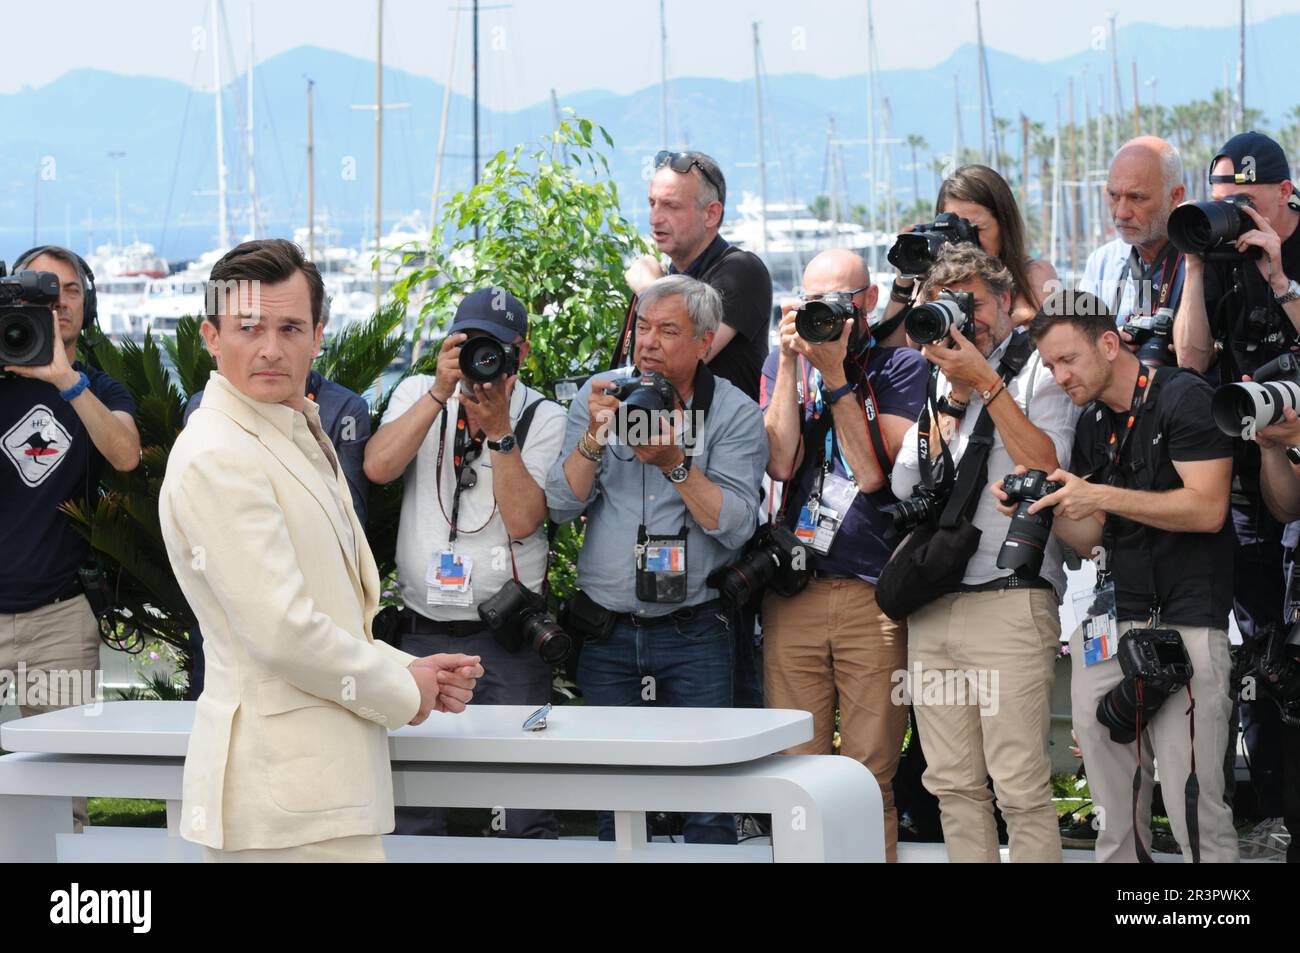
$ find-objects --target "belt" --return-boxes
[811,569,858,581]
[45,579,84,607]
[960,574,1053,593]
[612,599,724,626]
[405,611,484,637]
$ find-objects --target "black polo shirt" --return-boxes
[1,363,136,613]
[1070,367,1234,628]
[670,234,771,401]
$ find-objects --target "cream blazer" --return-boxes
[160,371,420,850]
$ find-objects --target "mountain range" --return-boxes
[2,13,1297,262]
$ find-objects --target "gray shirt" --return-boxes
[545,365,768,613]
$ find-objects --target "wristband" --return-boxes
[427,390,446,412]
[821,381,857,406]
[59,371,90,403]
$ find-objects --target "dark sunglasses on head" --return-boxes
[654,150,724,201]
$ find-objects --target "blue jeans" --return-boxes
[577,602,737,845]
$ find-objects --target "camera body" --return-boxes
[887,213,980,276]
[881,482,947,539]
[905,290,975,346]
[604,371,677,446]
[795,294,858,344]
[996,469,1062,580]
[1233,620,1300,723]
[1096,627,1194,744]
[458,336,520,383]
[1119,307,1176,366]
[0,265,61,376]
[1210,351,1300,437]
[478,578,573,664]
[1168,193,1259,262]
[707,522,810,610]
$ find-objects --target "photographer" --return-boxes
[888,243,1080,863]
[759,248,927,862]
[364,287,566,839]
[1016,290,1238,862]
[884,164,1057,334]
[545,274,767,845]
[1241,408,1300,861]
[621,150,770,400]
[1172,131,1300,853]
[1078,137,1186,360]
[1,244,140,832]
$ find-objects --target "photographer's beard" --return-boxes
[973,307,1013,359]
[1112,194,1174,254]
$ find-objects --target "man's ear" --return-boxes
[200,318,221,362]
[697,328,715,359]
[312,319,325,358]
[703,200,724,231]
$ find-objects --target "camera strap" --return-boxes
[635,361,715,548]
[434,397,494,543]
[1098,367,1158,609]
[1113,244,1181,317]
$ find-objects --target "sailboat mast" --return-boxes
[306,80,315,261]
[976,0,987,164]
[374,0,384,311]
[659,0,669,146]
[1237,0,1246,130]
[212,0,229,250]
[752,22,768,257]
[247,4,258,240]
[865,0,878,273]
[430,3,461,232]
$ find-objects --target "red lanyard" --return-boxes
[1108,366,1153,471]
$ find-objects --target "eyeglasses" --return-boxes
[457,467,478,491]
[654,150,724,202]
[800,285,869,303]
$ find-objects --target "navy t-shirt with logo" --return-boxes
[759,344,928,583]
[0,363,136,613]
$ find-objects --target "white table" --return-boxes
[0,702,883,863]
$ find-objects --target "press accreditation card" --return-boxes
[807,473,858,555]
[427,550,474,608]
[1073,581,1119,666]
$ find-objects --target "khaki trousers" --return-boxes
[763,577,909,862]
[1070,620,1239,863]
[907,588,1062,863]
[0,594,100,832]
[204,834,387,863]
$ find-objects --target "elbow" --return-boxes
[114,449,141,473]
[857,472,887,494]
[1198,494,1231,534]
[362,452,395,486]
[767,459,794,483]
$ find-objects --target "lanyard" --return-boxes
[434,400,496,542]
[1106,364,1154,473]
[1112,244,1182,317]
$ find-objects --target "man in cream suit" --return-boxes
[160,239,484,862]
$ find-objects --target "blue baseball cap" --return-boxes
[449,286,528,342]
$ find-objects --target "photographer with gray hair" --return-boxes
[546,273,768,846]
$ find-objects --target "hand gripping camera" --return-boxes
[603,371,677,446]
[795,293,858,344]
[996,469,1062,580]
[458,336,520,383]
[1119,307,1176,367]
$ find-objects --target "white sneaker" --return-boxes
[1238,817,1290,860]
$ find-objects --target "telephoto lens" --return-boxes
[1167,194,1254,259]
[795,296,855,344]
[458,336,520,383]
[996,469,1062,580]
[905,290,975,346]
[1095,629,1194,744]
[706,523,810,609]
[1210,352,1300,436]
[478,579,573,664]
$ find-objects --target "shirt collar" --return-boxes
[205,370,320,441]
[669,234,729,278]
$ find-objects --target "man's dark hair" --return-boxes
[1027,290,1116,344]
[206,239,325,328]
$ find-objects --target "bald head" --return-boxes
[802,248,871,295]
[1106,136,1186,255]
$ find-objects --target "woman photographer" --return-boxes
[885,164,1057,330]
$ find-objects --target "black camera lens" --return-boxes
[880,485,943,538]
[996,470,1060,580]
[458,336,519,383]
[522,613,573,665]
[3,320,31,352]
[906,295,970,346]
[707,523,809,609]
[795,299,850,344]
[1168,198,1251,256]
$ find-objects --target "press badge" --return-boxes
[426,550,474,608]
[1073,581,1119,666]
[807,473,858,555]
[635,526,688,603]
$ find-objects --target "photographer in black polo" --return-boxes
[1015,289,1238,862]
[1172,131,1300,851]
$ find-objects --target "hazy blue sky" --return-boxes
[3,0,1295,110]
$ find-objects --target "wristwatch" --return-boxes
[662,452,691,484]
[821,381,857,406]
[1274,279,1300,305]
[487,433,517,453]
